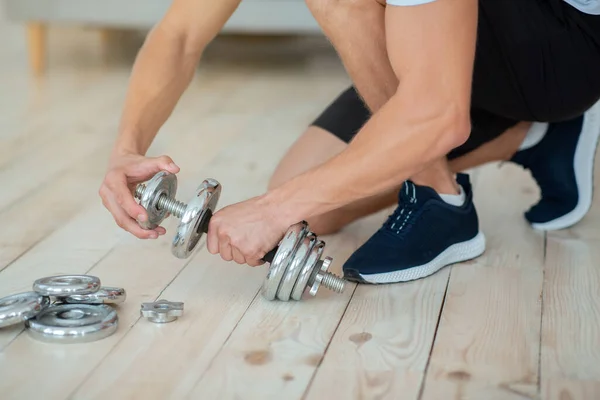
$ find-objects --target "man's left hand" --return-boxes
[206,195,292,266]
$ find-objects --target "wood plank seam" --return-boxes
[417,270,452,400]
[300,283,359,400]
[64,243,208,399]
[536,231,548,396]
[185,288,264,395]
[0,246,118,352]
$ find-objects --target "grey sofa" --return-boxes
[3,0,321,74]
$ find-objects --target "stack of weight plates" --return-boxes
[0,275,125,344]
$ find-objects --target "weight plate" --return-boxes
[171,179,221,259]
[261,222,309,301]
[0,292,49,328]
[276,234,316,301]
[138,171,178,229]
[33,275,101,297]
[63,287,126,305]
[291,240,325,301]
[25,304,118,344]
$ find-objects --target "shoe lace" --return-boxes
[383,181,419,235]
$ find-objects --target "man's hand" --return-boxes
[206,196,292,266]
[99,152,180,239]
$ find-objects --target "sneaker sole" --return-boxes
[355,232,486,284]
[531,100,600,231]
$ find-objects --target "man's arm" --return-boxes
[100,0,241,240]
[267,0,477,223]
[114,0,242,157]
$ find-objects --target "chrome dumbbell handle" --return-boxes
[135,184,187,218]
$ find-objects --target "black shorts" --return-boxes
[312,0,600,159]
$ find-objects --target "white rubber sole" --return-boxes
[531,100,600,231]
[358,232,486,284]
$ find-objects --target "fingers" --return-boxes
[247,258,265,267]
[106,197,160,239]
[231,247,246,265]
[219,237,233,262]
[111,175,147,222]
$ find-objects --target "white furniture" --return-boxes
[3,0,321,74]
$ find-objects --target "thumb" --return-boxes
[132,155,180,177]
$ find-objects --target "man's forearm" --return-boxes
[114,25,200,156]
[271,0,476,224]
[265,89,468,224]
[113,0,242,157]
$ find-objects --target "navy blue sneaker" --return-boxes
[510,100,600,231]
[343,173,485,284]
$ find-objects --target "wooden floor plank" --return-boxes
[540,236,600,400]
[0,107,250,397]
[187,220,379,399]
[0,236,196,400]
[305,269,450,400]
[539,151,600,400]
[0,203,123,350]
[420,163,544,400]
[0,145,113,271]
[67,82,351,400]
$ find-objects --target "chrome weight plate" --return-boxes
[25,304,118,344]
[0,292,49,328]
[138,171,178,229]
[276,233,316,301]
[63,287,126,305]
[171,179,221,259]
[33,275,101,297]
[291,240,325,301]
[261,222,310,301]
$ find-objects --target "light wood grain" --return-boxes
[2,16,600,399]
[188,224,374,399]
[0,203,123,350]
[305,270,451,400]
[0,146,112,272]
[540,236,600,400]
[420,163,544,400]
[68,80,353,400]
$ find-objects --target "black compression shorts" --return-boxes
[311,0,600,160]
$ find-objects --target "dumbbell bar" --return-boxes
[134,172,347,301]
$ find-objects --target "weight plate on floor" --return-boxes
[276,233,316,301]
[25,304,118,344]
[261,222,309,301]
[138,171,178,229]
[33,275,101,297]
[171,179,221,259]
[63,287,126,305]
[0,292,49,328]
[291,239,325,301]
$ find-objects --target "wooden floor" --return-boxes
[1,18,600,400]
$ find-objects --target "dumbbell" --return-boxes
[134,171,347,301]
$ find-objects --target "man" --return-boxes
[100,0,600,284]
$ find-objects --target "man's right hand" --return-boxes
[99,152,180,239]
